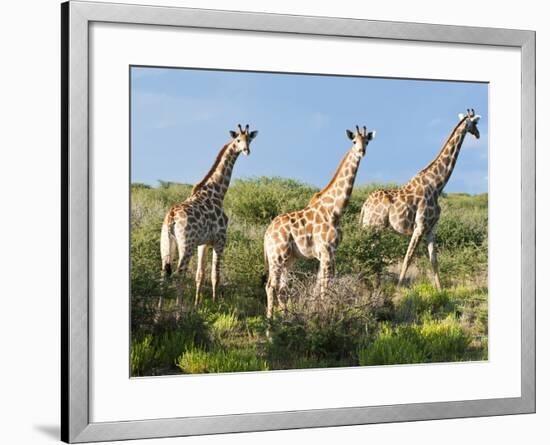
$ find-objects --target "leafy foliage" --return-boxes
[176,348,268,374]
[358,316,472,366]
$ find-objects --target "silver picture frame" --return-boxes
[61,1,535,442]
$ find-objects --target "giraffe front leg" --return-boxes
[398,226,424,287]
[265,265,282,320]
[194,244,208,307]
[317,251,334,299]
[211,238,225,302]
[426,230,442,290]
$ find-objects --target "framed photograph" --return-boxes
[62,1,535,442]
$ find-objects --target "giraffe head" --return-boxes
[346,125,376,157]
[458,108,481,139]
[229,124,258,156]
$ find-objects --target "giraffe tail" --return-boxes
[160,213,174,278]
[261,246,269,287]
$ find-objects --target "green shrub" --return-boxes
[244,315,268,336]
[357,325,425,365]
[221,228,265,301]
[131,335,157,376]
[358,316,472,366]
[266,275,374,368]
[225,177,316,225]
[267,310,369,368]
[431,243,487,288]
[210,311,241,338]
[336,222,407,278]
[395,283,456,323]
[130,311,211,376]
[419,317,472,362]
[176,348,268,374]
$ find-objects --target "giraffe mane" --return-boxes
[191,143,231,194]
[419,115,469,175]
[308,150,352,205]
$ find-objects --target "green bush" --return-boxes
[225,177,316,225]
[209,311,241,338]
[176,348,268,374]
[221,228,265,301]
[266,277,374,368]
[395,283,456,323]
[131,311,211,376]
[358,316,472,366]
[419,317,472,362]
[131,335,157,376]
[357,325,425,365]
[336,222,407,278]
[440,244,487,278]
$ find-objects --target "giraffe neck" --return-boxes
[419,119,468,194]
[192,143,240,201]
[309,149,361,219]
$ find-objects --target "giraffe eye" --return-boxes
[237,139,241,143]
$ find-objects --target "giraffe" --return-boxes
[159,124,258,310]
[359,109,482,290]
[263,125,375,318]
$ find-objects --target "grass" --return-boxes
[358,316,473,366]
[130,178,488,375]
[176,348,268,374]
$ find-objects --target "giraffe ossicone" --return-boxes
[360,109,482,290]
[158,124,258,312]
[263,125,376,319]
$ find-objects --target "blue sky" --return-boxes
[131,67,488,194]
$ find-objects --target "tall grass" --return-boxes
[176,348,268,374]
[358,316,472,366]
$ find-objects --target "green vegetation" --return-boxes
[130,178,488,376]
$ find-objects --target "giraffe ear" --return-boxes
[458,113,465,120]
[367,131,376,141]
[249,130,258,140]
[346,129,354,140]
[472,115,481,123]
[229,130,238,139]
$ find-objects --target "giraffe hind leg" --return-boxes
[426,230,442,290]
[211,237,226,302]
[174,244,194,313]
[398,227,424,287]
[276,256,296,312]
[194,244,208,307]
